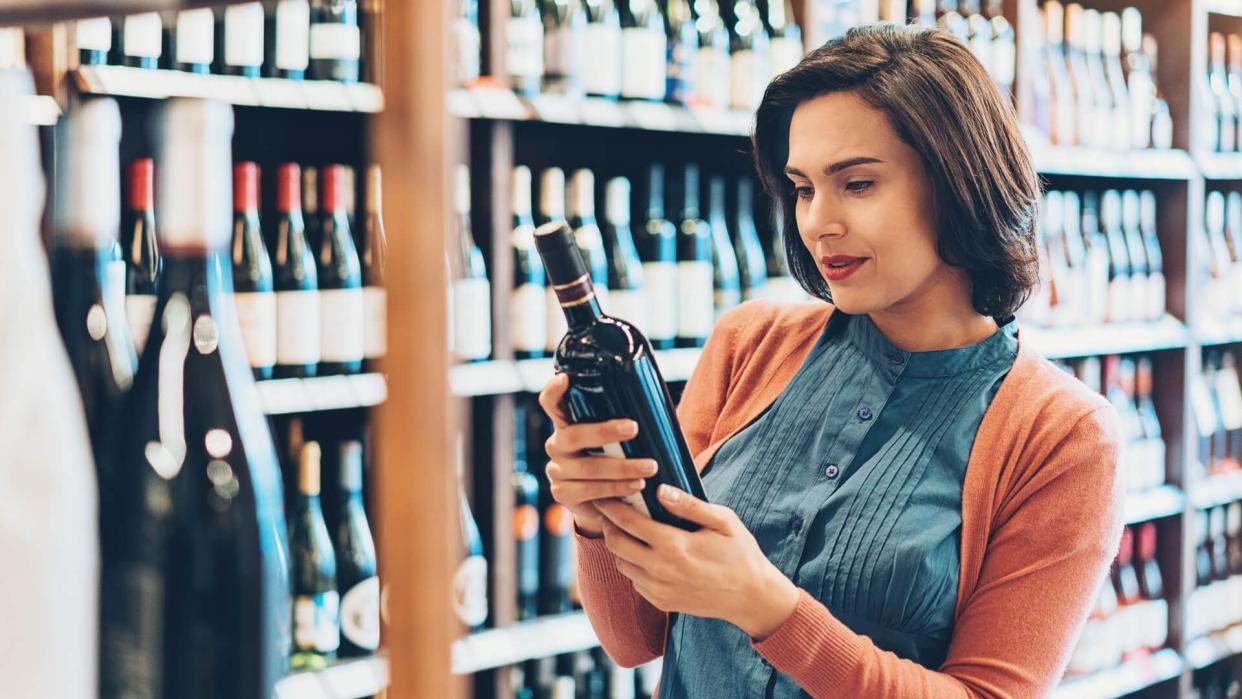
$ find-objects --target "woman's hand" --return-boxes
[538,373,660,538]
[595,485,802,641]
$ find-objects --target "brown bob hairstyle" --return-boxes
[752,23,1040,319]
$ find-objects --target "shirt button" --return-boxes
[857,407,873,421]
[825,464,840,479]
[887,352,905,365]
[791,516,803,532]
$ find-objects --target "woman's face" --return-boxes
[785,91,966,317]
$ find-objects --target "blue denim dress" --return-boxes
[660,312,1019,698]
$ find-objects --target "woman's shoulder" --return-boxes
[711,299,834,354]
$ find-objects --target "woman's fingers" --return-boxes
[546,457,657,482]
[537,374,572,430]
[549,478,646,508]
[545,419,638,457]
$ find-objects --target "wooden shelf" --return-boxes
[23,95,59,126]
[257,373,387,415]
[1125,485,1187,525]
[1207,0,1242,18]
[1197,316,1242,346]
[1022,318,1191,360]
[1191,471,1242,510]
[1187,624,1242,670]
[450,612,599,675]
[1053,648,1183,699]
[275,656,389,699]
[75,66,384,113]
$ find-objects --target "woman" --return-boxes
[539,23,1123,698]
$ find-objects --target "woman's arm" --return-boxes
[750,405,1124,698]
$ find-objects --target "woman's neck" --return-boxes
[866,269,999,352]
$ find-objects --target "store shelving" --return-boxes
[1125,485,1188,525]
[1022,318,1191,360]
[1026,143,1196,180]
[448,347,703,397]
[1196,316,1242,347]
[1186,625,1242,670]
[1190,470,1242,510]
[1207,0,1242,18]
[1052,649,1184,699]
[450,612,600,676]
[274,656,389,699]
[256,374,387,415]
[22,94,59,126]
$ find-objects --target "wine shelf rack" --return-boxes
[1207,0,1242,19]
[257,373,387,415]
[451,612,600,676]
[1186,625,1242,670]
[1126,485,1188,526]
[275,656,389,699]
[1190,471,1242,511]
[1052,648,1184,699]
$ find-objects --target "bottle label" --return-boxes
[582,23,622,96]
[545,286,568,352]
[176,9,215,66]
[453,16,482,85]
[452,555,489,628]
[339,576,381,651]
[126,294,157,356]
[642,261,678,341]
[677,260,714,338]
[621,27,666,100]
[320,288,365,363]
[505,15,544,81]
[363,286,387,359]
[76,17,112,53]
[224,3,265,68]
[1148,273,1165,320]
[452,277,492,361]
[234,291,278,370]
[276,290,321,365]
[123,13,162,59]
[729,49,767,111]
[294,592,340,652]
[310,23,361,61]
[606,289,649,330]
[598,442,651,516]
[692,46,729,109]
[770,37,803,78]
[512,283,547,353]
[275,0,311,71]
[1106,276,1131,323]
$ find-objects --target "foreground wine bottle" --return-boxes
[291,442,340,670]
[122,157,160,357]
[534,221,709,530]
[104,98,290,699]
[335,441,380,657]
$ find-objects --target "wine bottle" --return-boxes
[962,0,993,85]
[1135,522,1167,650]
[986,0,1014,100]
[583,0,622,99]
[216,2,266,78]
[540,167,570,353]
[762,205,802,302]
[1101,12,1130,151]
[310,0,361,82]
[636,163,677,349]
[542,0,587,96]
[272,163,321,379]
[316,164,365,375]
[1080,191,1112,326]
[722,0,770,107]
[936,0,969,42]
[453,0,482,87]
[456,484,489,631]
[732,177,767,301]
[1120,190,1149,322]
[335,441,379,657]
[672,164,713,348]
[538,450,575,614]
[117,13,162,69]
[452,164,493,363]
[1060,191,1091,325]
[1207,191,1234,322]
[1120,9,1152,149]
[568,169,611,307]
[169,9,215,74]
[690,0,730,110]
[761,0,801,78]
[619,0,668,101]
[1042,1,1076,146]
[1135,356,1166,488]
[303,166,321,250]
[49,98,136,466]
[231,161,277,380]
[664,0,698,105]
[1063,4,1094,148]
[342,164,358,235]
[362,165,387,371]
[707,175,741,320]
[508,0,546,97]
[514,401,542,621]
[106,98,290,699]
[512,165,548,360]
[1144,34,1174,150]
[76,17,112,66]
[265,0,311,80]
[1229,36,1242,153]
[1213,32,1238,152]
[1228,192,1242,317]
[1100,190,1133,323]
[360,0,382,84]
[291,442,340,671]
[602,176,649,327]
[1083,9,1115,150]
[534,220,710,529]
[122,158,160,357]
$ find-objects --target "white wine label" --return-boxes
[505,16,544,81]
[599,442,651,516]
[693,47,729,109]
[225,3,265,68]
[545,26,582,84]
[276,290,321,365]
[294,592,341,652]
[1106,277,1131,323]
[545,286,568,352]
[320,288,365,363]
[123,13,162,59]
[452,277,492,361]
[606,289,649,330]
[453,16,482,84]
[175,10,214,66]
[310,23,361,61]
[642,262,678,341]
[770,37,803,78]
[1147,275,1164,321]
[1128,73,1154,149]
[339,576,380,651]
[275,0,311,71]
[452,555,489,628]
[104,260,128,334]
[512,283,547,353]
[677,260,714,338]
[582,23,622,96]
[76,17,112,52]
[621,27,666,100]
[126,294,157,356]
[234,291,278,369]
[729,50,768,111]
[363,286,387,359]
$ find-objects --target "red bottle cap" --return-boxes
[322,163,346,214]
[233,161,260,213]
[1116,526,1134,565]
[128,157,154,211]
[1139,522,1158,561]
[276,163,301,214]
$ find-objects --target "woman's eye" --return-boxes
[794,186,814,200]
[845,180,874,194]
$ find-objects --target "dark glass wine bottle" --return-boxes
[663,0,698,104]
[76,17,112,66]
[456,483,489,631]
[514,401,542,621]
[215,2,266,77]
[291,441,340,671]
[725,0,771,110]
[761,0,801,78]
[335,441,379,657]
[732,177,767,301]
[541,0,587,96]
[265,0,311,80]
[512,165,548,360]
[105,98,290,699]
[316,164,365,375]
[310,0,361,82]
[689,0,730,110]
[706,175,741,320]
[583,0,622,99]
[452,164,493,363]
[568,169,611,308]
[618,0,668,101]
[166,9,215,74]
[636,163,677,349]
[361,164,387,371]
[116,12,162,69]
[538,446,575,615]
[122,157,160,358]
[534,221,709,529]
[272,163,321,379]
[303,165,322,250]
[507,0,546,97]
[602,176,648,327]
[231,161,277,380]
[672,164,712,348]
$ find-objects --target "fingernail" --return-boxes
[643,460,659,476]
[616,421,638,437]
[630,479,646,490]
[660,485,681,503]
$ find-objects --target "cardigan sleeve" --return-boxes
[751,405,1125,699]
[573,304,757,667]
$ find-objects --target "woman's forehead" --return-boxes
[788,94,906,170]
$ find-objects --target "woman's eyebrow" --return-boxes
[785,157,884,178]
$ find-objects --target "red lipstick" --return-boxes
[820,255,867,281]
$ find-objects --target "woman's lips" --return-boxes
[820,255,868,281]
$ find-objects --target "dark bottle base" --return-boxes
[514,350,546,361]
[362,357,385,374]
[222,65,262,78]
[318,360,363,376]
[336,643,375,660]
[253,366,274,381]
[274,363,317,379]
[267,68,305,81]
[647,338,676,351]
[177,63,211,75]
[675,337,706,349]
[79,50,107,66]
[310,58,359,83]
[124,57,159,70]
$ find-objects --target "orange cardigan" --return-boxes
[574,301,1125,698]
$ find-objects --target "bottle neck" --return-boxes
[551,274,605,329]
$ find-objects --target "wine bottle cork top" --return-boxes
[300,441,322,495]
[366,164,382,215]
[605,176,630,226]
[568,169,595,219]
[340,440,364,492]
[512,165,533,217]
[540,167,566,219]
[54,97,122,248]
[1121,8,1141,53]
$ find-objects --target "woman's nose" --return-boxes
[801,198,846,240]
